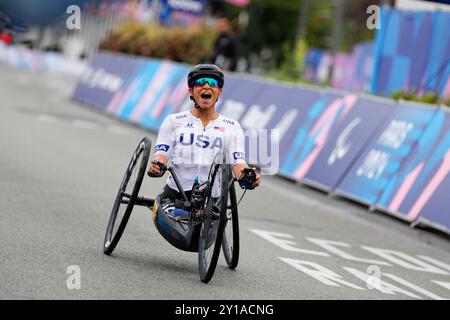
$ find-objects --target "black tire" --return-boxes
[103,137,150,255]
[198,156,230,283]
[222,180,239,269]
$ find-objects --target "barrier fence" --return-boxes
[0,42,87,76]
[72,51,450,235]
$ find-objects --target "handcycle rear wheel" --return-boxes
[222,181,239,269]
[198,156,230,283]
[103,137,150,255]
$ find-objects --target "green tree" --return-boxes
[227,0,301,67]
[222,0,381,73]
[304,0,334,49]
[341,0,382,51]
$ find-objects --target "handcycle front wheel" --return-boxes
[222,181,239,269]
[198,156,230,283]
[103,137,151,255]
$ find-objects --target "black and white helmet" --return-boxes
[187,64,224,88]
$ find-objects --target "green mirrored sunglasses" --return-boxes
[193,77,219,87]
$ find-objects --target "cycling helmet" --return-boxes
[187,64,224,88]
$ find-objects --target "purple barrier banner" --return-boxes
[0,43,87,76]
[235,83,318,129]
[303,97,395,191]
[72,52,146,109]
[108,60,190,130]
[231,83,325,174]
[304,41,374,92]
[105,59,161,118]
[331,52,355,90]
[304,49,326,83]
[376,109,450,229]
[371,8,450,98]
[214,73,254,118]
[159,0,208,26]
[422,11,450,97]
[280,93,363,180]
[220,79,326,177]
[335,103,437,205]
[217,77,282,172]
[349,42,374,92]
[216,75,266,118]
[303,49,333,85]
[418,154,450,232]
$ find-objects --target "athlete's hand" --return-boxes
[147,160,167,178]
[250,167,261,189]
[238,167,261,189]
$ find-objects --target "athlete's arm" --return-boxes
[148,116,174,177]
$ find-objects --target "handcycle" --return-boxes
[103,137,256,283]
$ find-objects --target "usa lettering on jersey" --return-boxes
[179,133,224,149]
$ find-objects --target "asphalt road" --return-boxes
[1,66,450,300]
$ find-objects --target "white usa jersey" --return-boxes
[154,110,246,191]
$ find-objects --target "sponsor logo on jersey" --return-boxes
[155,144,170,152]
[186,122,193,128]
[223,119,235,125]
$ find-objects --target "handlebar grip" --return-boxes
[154,161,168,171]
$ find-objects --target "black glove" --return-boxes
[238,168,256,190]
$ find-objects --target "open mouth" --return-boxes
[200,92,212,100]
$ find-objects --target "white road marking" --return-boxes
[306,238,391,266]
[361,246,449,275]
[250,229,329,256]
[382,273,446,300]
[432,281,450,290]
[279,258,364,290]
[417,255,450,272]
[343,267,421,298]
[252,228,450,299]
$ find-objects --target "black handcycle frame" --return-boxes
[103,137,240,283]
